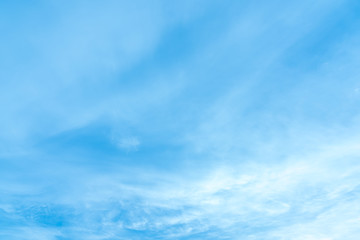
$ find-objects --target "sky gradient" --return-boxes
[1,0,360,239]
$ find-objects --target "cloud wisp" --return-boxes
[1,0,360,239]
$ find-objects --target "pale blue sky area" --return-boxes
[1,0,360,239]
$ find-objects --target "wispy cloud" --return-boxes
[1,0,360,239]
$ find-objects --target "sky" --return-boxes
[1,0,360,239]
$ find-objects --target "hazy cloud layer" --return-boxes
[1,0,360,239]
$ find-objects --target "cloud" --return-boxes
[1,0,360,239]
[2,136,360,239]
[115,137,140,151]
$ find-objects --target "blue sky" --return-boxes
[1,0,360,239]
